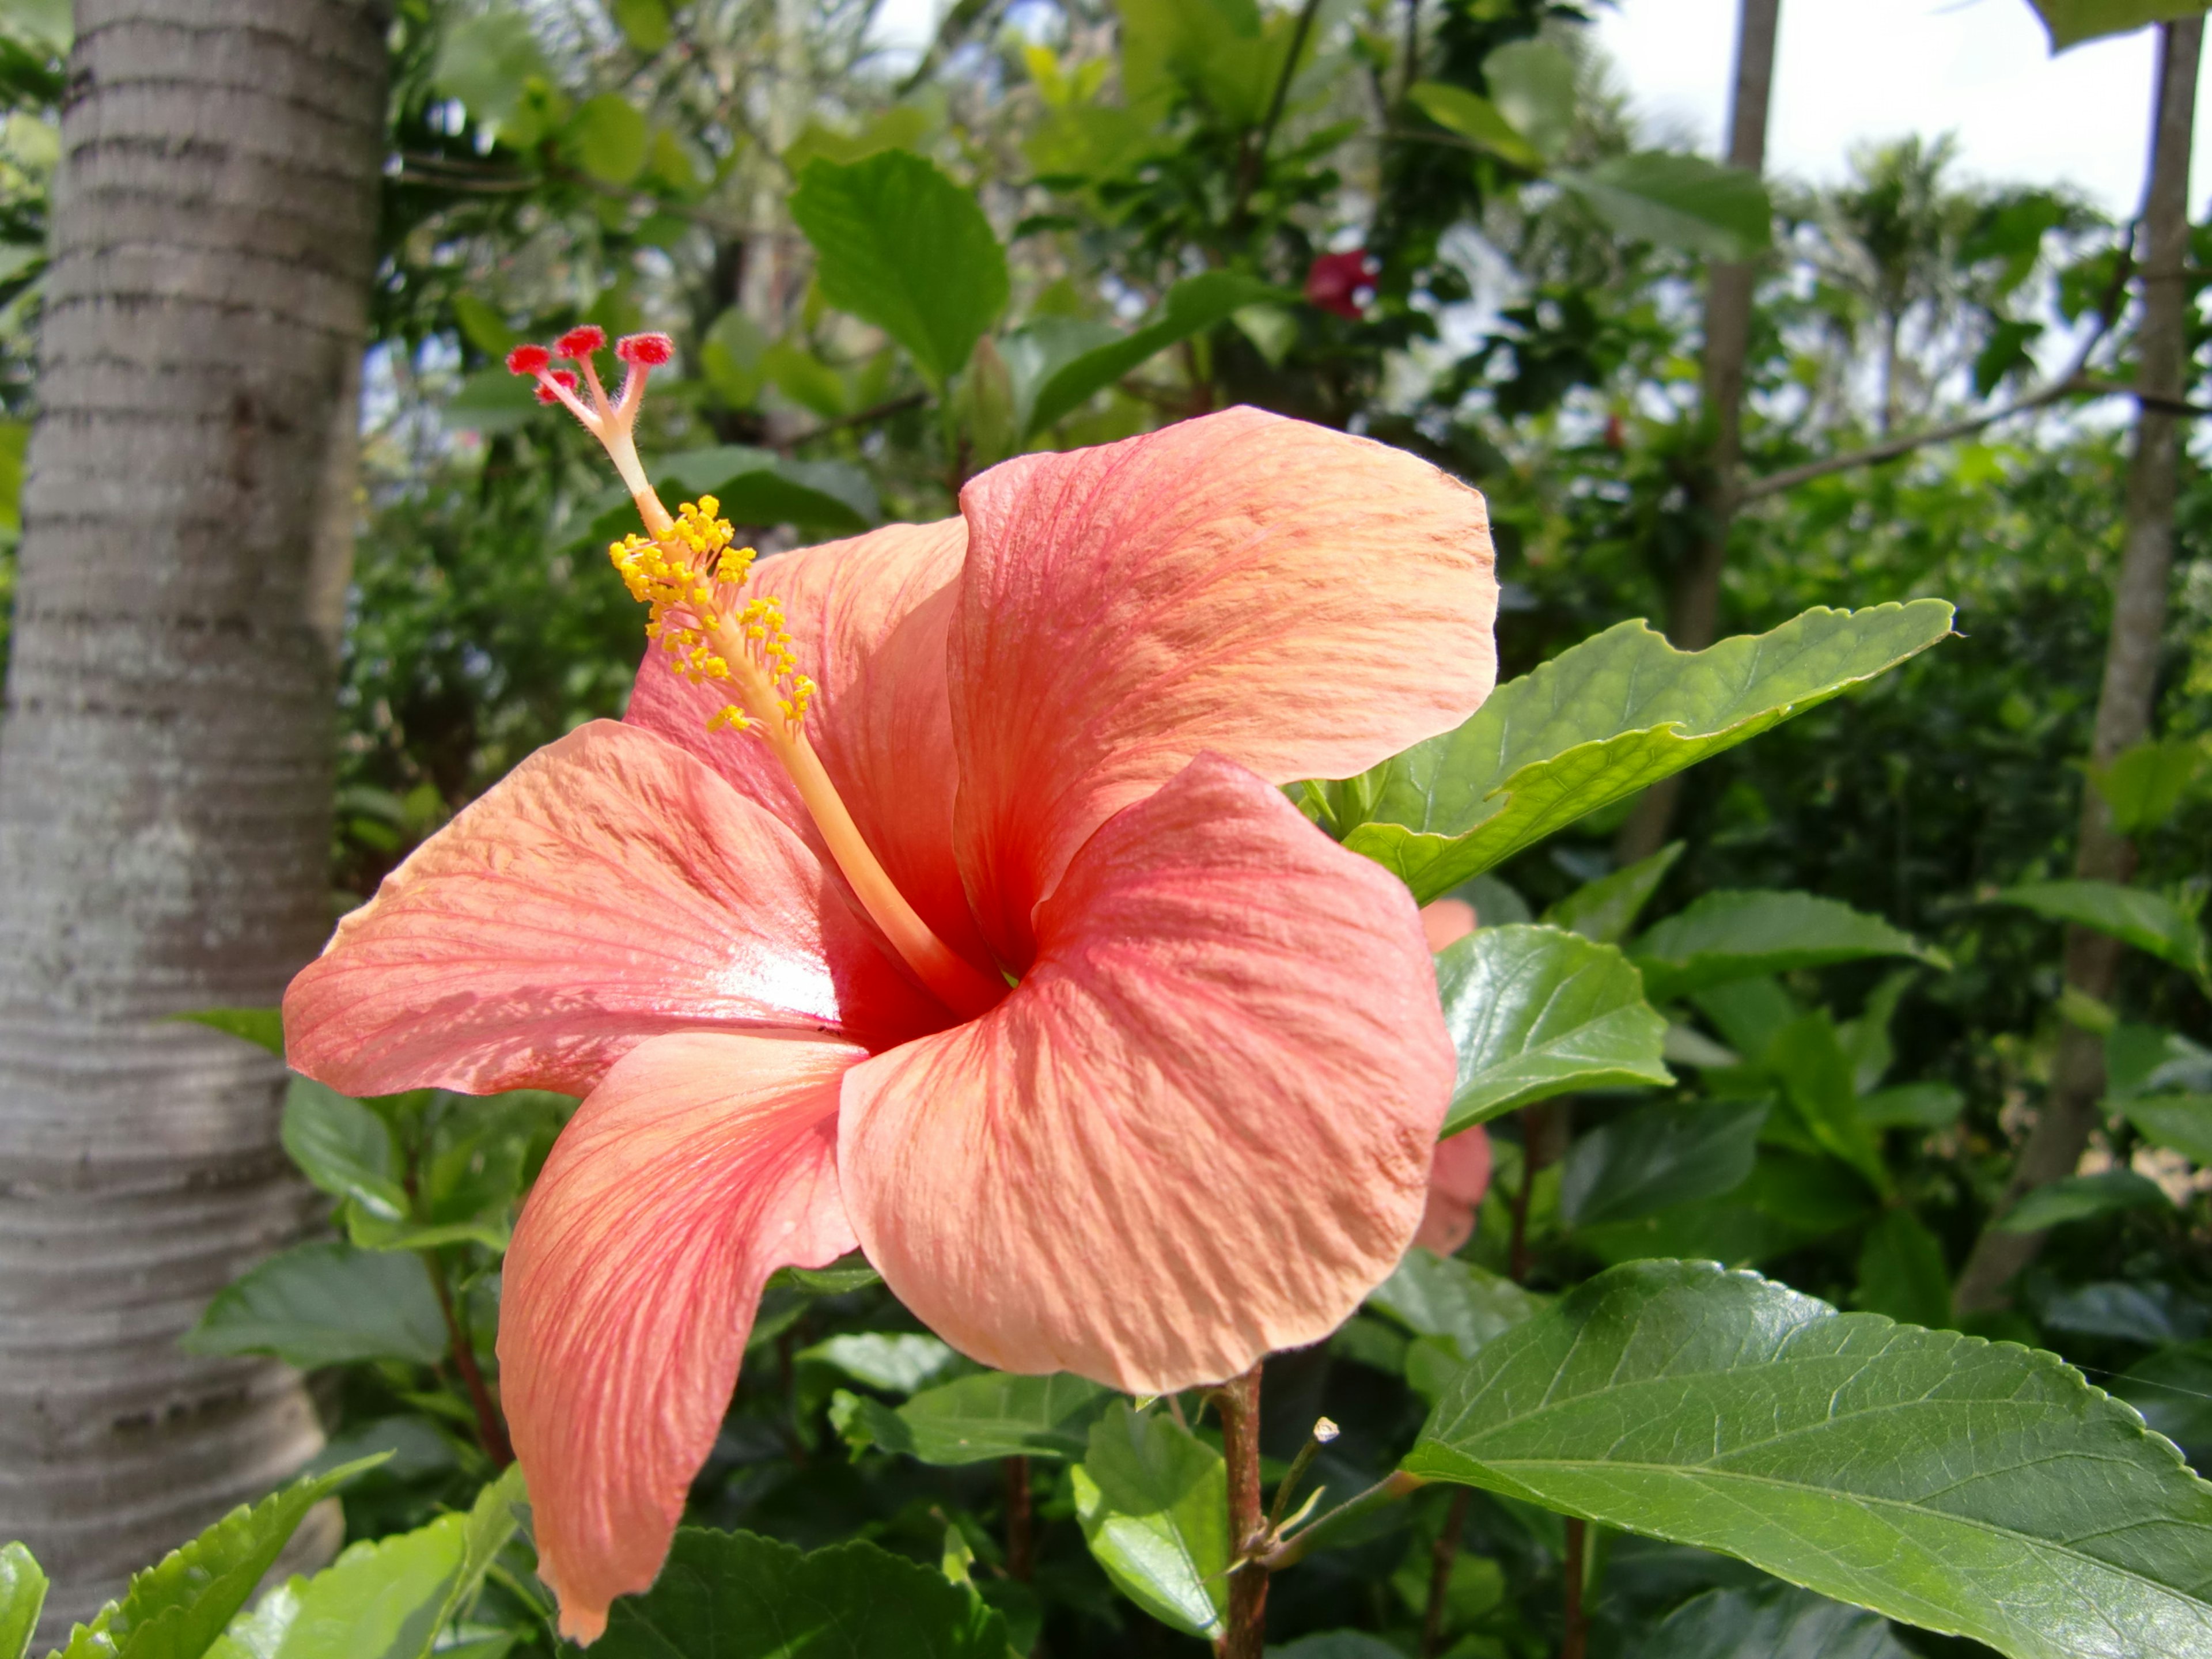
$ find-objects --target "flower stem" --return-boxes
[1211,1363,1268,1659]
[1003,1456,1034,1580]
[422,1250,512,1468]
[1419,1487,1470,1658]
[1561,1518,1589,1659]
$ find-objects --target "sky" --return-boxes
[870,0,2206,218]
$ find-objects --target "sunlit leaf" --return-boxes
[1366,1247,1549,1361]
[2028,0,2212,52]
[1071,1404,1229,1640]
[171,1006,285,1056]
[1631,890,1944,1002]
[429,8,548,132]
[0,1543,44,1659]
[1024,271,1279,436]
[1406,1260,2212,1659]
[802,1333,965,1396]
[1407,81,1541,168]
[836,1370,1112,1465]
[1995,879,2210,979]
[282,1079,408,1222]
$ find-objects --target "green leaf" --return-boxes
[282,1079,408,1222]
[171,1007,285,1056]
[429,8,548,132]
[2091,738,2209,834]
[611,0,671,53]
[1434,924,1673,1137]
[1556,152,1773,260]
[584,446,877,543]
[1481,40,1576,161]
[1072,1404,1229,1640]
[1575,1150,1878,1268]
[571,94,649,185]
[1404,1260,2212,1659]
[208,1468,525,1659]
[844,1370,1113,1464]
[2028,1,2212,52]
[2041,1279,2204,1345]
[448,294,518,359]
[0,1543,45,1659]
[441,368,539,436]
[790,152,1008,385]
[1853,1210,1953,1328]
[2115,1342,2212,1467]
[1766,1015,1891,1195]
[1365,1248,1548,1361]
[700,306,770,407]
[784,107,933,174]
[1857,1082,1965,1130]
[801,1333,965,1396]
[2107,1024,2212,1100]
[1630,891,1944,1002]
[999,315,1119,437]
[1541,842,1682,945]
[1339,603,1956,903]
[2124,1094,2212,1164]
[1407,81,1542,168]
[1994,1169,2171,1232]
[1024,271,1278,437]
[594,1530,1008,1659]
[1643,1584,1917,1659]
[57,1460,381,1659]
[182,1242,448,1369]
[1558,1099,1766,1228]
[770,1252,882,1294]
[1996,880,2210,979]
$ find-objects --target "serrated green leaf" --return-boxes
[1072,1405,1229,1639]
[1404,1260,2212,1659]
[1407,81,1541,168]
[1365,1248,1548,1361]
[1643,1583,1916,1659]
[2028,0,2212,52]
[1340,603,1955,902]
[282,1079,407,1222]
[171,1007,285,1056]
[1556,151,1772,260]
[594,1530,1008,1659]
[791,152,1007,385]
[1996,880,2210,979]
[1541,842,1682,944]
[57,1460,382,1659]
[182,1241,448,1369]
[1558,1099,1766,1228]
[0,1542,45,1659]
[1994,1169,2171,1232]
[1435,924,1672,1137]
[1024,271,1279,437]
[2124,1094,2212,1164]
[849,1370,1113,1464]
[1631,891,1944,1002]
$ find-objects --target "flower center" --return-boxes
[509,329,999,1020]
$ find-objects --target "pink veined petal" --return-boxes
[1413,1127,1494,1256]
[950,406,1498,961]
[626,517,990,970]
[1421,897,1478,953]
[839,752,1456,1395]
[284,721,944,1099]
[499,1031,865,1645]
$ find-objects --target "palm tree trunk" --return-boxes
[1953,17,2202,1316]
[0,0,387,1627]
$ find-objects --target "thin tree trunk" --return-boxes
[0,0,387,1628]
[1616,0,1781,863]
[1953,17,2201,1316]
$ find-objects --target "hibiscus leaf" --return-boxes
[594,1530,1008,1659]
[839,1370,1113,1464]
[1556,1099,1767,1228]
[1337,602,1955,903]
[1554,152,1772,261]
[2028,1,2212,52]
[1993,1169,2172,1233]
[181,1241,449,1369]
[282,1078,409,1222]
[790,151,1008,387]
[1630,890,1945,1002]
[0,1543,45,1659]
[1541,842,1683,945]
[1643,1584,1917,1659]
[2124,1093,2212,1163]
[802,1332,967,1396]
[1994,879,2211,980]
[170,1006,285,1056]
[1071,1404,1230,1641]
[1436,924,1672,1136]
[1403,1259,2212,1659]
[1407,81,1543,168]
[1022,271,1281,437]
[1365,1247,1549,1362]
[55,1459,384,1659]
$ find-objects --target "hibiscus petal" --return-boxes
[626,518,988,968]
[285,721,942,1097]
[1413,1126,1494,1256]
[950,406,1497,959]
[1421,897,1478,953]
[500,1031,863,1643]
[839,752,1455,1394]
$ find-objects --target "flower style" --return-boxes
[285,329,1498,1641]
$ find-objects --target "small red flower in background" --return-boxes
[1306,249,1380,320]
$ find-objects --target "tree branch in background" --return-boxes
[1233,0,1327,228]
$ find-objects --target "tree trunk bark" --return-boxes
[1953,17,2201,1317]
[1616,0,1781,863]
[0,0,387,1628]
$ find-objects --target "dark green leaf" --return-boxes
[1541,842,1682,945]
[1853,1210,1953,1328]
[182,1242,448,1369]
[1973,319,2043,398]
[1994,1170,2171,1232]
[2115,1342,2212,1468]
[1642,1584,1916,1659]
[1631,891,1943,1002]
[594,1530,1007,1659]
[1407,81,1542,168]
[2125,1094,2212,1164]
[2089,738,2207,835]
[1766,1015,1891,1194]
[612,0,671,52]
[999,315,1119,437]
[843,1370,1112,1464]
[2107,1024,2212,1100]
[1575,1151,1878,1268]
[282,1079,407,1222]
[1555,153,1773,260]
[1025,271,1278,436]
[1405,1260,2212,1659]
[2028,1,2212,52]
[1558,1099,1766,1228]
[2041,1280,2207,1346]
[1072,1404,1229,1639]
[1857,1082,1965,1130]
[171,1007,285,1056]
[790,152,1008,385]
[1365,1247,1548,1361]
[1266,1635,1403,1659]
[1339,604,1955,902]
[1996,880,2209,979]
[0,1543,44,1659]
[770,1253,884,1295]
[1435,924,1672,1136]
[56,1460,381,1659]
